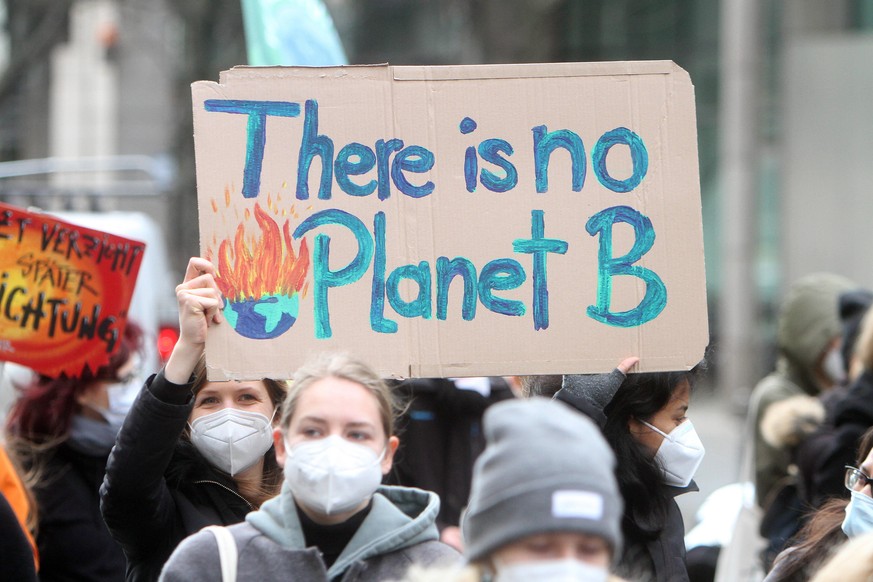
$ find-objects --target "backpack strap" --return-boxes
[204,525,237,582]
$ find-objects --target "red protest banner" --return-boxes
[0,202,145,378]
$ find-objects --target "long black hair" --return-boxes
[602,367,703,543]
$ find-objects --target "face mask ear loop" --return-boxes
[639,418,669,439]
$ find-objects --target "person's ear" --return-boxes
[273,428,287,468]
[381,435,400,475]
[627,416,647,436]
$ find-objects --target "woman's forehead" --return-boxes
[199,379,267,395]
[294,377,381,419]
[668,379,691,403]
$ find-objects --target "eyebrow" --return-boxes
[295,417,376,430]
[296,415,327,425]
[197,384,264,398]
[345,421,377,430]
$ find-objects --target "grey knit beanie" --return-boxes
[461,397,623,562]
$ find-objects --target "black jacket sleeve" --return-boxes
[554,369,627,428]
[802,371,873,505]
[99,369,194,561]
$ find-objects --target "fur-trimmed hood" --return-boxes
[760,394,825,450]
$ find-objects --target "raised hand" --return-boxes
[165,258,224,384]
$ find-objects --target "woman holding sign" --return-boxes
[555,364,706,582]
[159,349,461,582]
[100,258,287,582]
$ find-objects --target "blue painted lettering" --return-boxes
[585,205,666,327]
[370,212,398,333]
[478,259,526,316]
[391,146,435,198]
[203,100,301,199]
[386,262,432,318]
[435,257,477,320]
[292,209,373,338]
[478,139,518,193]
[532,126,586,193]
[591,127,648,193]
[335,143,377,197]
[375,139,404,200]
[513,210,568,330]
[296,100,334,200]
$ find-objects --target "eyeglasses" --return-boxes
[845,466,873,492]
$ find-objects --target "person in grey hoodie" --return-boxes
[159,352,461,582]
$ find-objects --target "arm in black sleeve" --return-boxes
[99,369,194,560]
[554,369,627,428]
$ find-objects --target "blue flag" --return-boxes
[241,0,348,66]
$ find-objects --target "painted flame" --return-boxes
[214,203,310,301]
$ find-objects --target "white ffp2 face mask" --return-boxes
[823,345,847,385]
[189,408,275,476]
[283,435,385,516]
[641,419,705,487]
[494,558,609,582]
[101,376,142,426]
[842,490,873,538]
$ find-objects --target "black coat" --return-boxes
[798,370,873,507]
[0,492,37,582]
[386,377,514,529]
[554,381,695,582]
[100,371,260,582]
[616,482,696,582]
[33,443,126,581]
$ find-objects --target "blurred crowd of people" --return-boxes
[748,275,873,582]
[4,260,873,582]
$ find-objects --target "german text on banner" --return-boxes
[0,203,145,378]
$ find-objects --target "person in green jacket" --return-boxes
[751,272,856,570]
[752,273,856,509]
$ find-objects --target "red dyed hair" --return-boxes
[5,321,144,443]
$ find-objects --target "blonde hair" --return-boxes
[279,352,400,438]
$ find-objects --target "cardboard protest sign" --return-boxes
[192,61,708,380]
[0,203,145,377]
